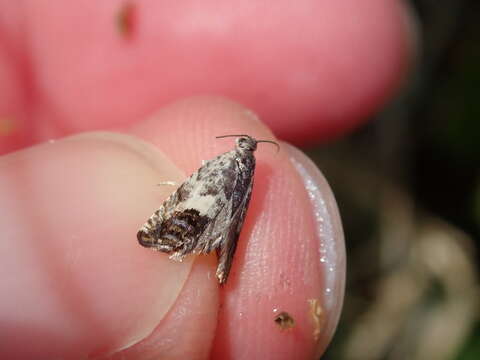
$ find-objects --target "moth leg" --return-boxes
[169,252,187,262]
[157,181,177,186]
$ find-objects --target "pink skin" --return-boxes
[0,0,412,154]
[0,1,415,359]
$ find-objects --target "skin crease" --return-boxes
[0,1,415,359]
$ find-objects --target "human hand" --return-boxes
[0,1,415,359]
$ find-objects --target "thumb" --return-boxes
[0,132,218,359]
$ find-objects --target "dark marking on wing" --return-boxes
[176,183,191,203]
[157,209,209,244]
[139,209,209,252]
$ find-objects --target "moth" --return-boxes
[137,135,279,284]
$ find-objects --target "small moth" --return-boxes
[137,135,278,284]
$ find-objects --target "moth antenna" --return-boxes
[257,139,280,153]
[216,135,280,152]
[215,134,250,139]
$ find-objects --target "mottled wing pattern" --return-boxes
[137,149,255,282]
[214,174,253,283]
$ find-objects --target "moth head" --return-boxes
[236,136,257,152]
[216,134,279,153]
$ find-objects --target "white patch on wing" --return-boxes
[181,191,217,215]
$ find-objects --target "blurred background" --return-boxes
[316,1,479,359]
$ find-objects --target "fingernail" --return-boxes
[284,143,346,355]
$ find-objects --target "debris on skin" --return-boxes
[274,311,296,330]
[308,298,324,341]
[116,2,136,38]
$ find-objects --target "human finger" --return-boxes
[0,0,415,153]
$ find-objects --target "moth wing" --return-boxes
[212,174,253,284]
[216,183,252,284]
[138,153,239,256]
[136,185,186,251]
[191,154,245,251]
